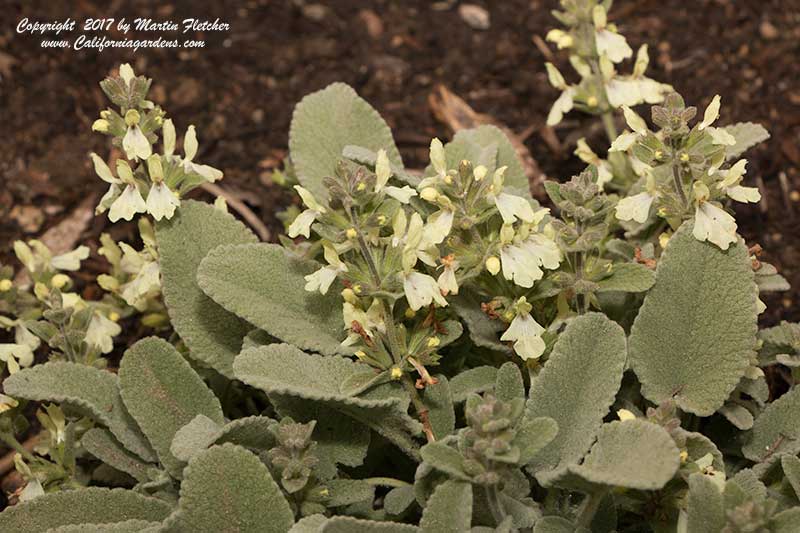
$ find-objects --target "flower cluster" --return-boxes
[91,64,222,222]
[0,240,126,373]
[612,93,759,250]
[544,0,672,127]
[288,139,560,366]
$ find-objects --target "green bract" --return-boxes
[0,2,796,532]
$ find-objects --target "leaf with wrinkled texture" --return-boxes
[0,487,171,533]
[541,420,679,491]
[322,517,420,532]
[420,441,470,481]
[515,417,559,465]
[782,455,800,500]
[495,362,525,402]
[420,480,472,533]
[429,125,530,197]
[723,122,770,160]
[451,293,512,355]
[628,221,758,416]
[686,473,725,533]
[234,344,420,459]
[198,243,344,356]
[157,200,258,377]
[45,519,162,533]
[527,313,627,477]
[533,516,577,533]
[596,262,656,293]
[3,362,154,462]
[162,444,293,533]
[742,386,800,463]
[289,82,402,201]
[325,479,375,507]
[450,366,499,402]
[384,486,416,515]
[422,376,455,440]
[82,428,155,482]
[270,395,370,479]
[119,337,223,478]
[170,415,222,463]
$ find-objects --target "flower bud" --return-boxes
[92,119,110,132]
[473,165,488,181]
[485,256,501,275]
[109,311,121,322]
[34,282,50,300]
[427,337,441,348]
[50,274,70,289]
[420,187,439,202]
[616,409,636,421]
[345,228,358,239]
[124,109,141,126]
[340,288,358,304]
[0,279,12,292]
[147,155,164,183]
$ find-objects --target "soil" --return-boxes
[2,0,798,324]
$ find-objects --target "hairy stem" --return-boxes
[672,162,688,207]
[0,431,37,463]
[363,477,411,488]
[403,377,435,442]
[576,490,607,529]
[601,111,618,144]
[484,485,507,526]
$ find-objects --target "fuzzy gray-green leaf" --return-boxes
[235,344,420,459]
[723,122,770,160]
[82,428,155,482]
[270,395,370,479]
[782,455,800,500]
[742,386,800,463]
[198,243,344,356]
[542,420,680,491]
[495,362,525,402]
[45,519,162,533]
[157,200,258,377]
[419,441,470,481]
[515,417,559,465]
[420,480,472,533]
[435,125,530,197]
[450,366,499,402]
[686,473,725,533]
[322,517,420,532]
[0,487,171,533]
[163,444,294,533]
[422,376,455,440]
[119,337,224,478]
[451,293,512,355]
[170,415,222,463]
[596,262,656,293]
[289,82,402,201]
[3,362,154,462]
[628,221,758,416]
[526,313,627,476]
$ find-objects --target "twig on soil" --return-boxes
[778,172,796,219]
[200,182,271,241]
[531,34,556,63]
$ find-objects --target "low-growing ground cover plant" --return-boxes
[0,1,797,531]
